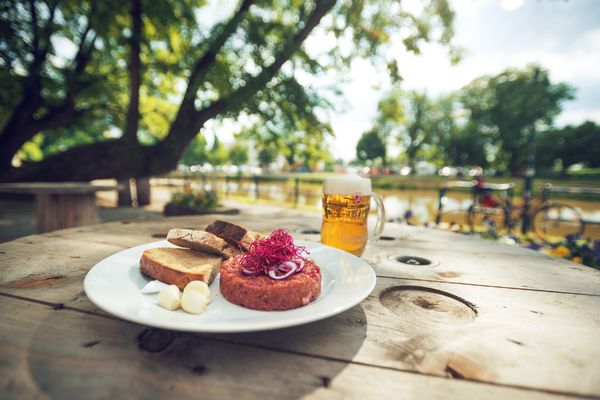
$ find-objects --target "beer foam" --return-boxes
[323,175,371,195]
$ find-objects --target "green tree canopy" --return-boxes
[428,95,489,167]
[537,121,600,173]
[356,129,386,165]
[228,141,249,166]
[207,136,228,166]
[461,65,574,176]
[257,146,276,169]
[180,134,208,166]
[0,0,456,181]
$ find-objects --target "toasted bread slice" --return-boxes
[139,248,222,290]
[205,220,265,250]
[167,228,241,259]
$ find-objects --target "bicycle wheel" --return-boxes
[532,203,583,240]
[467,204,506,233]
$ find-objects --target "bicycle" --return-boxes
[435,180,515,233]
[530,184,600,240]
[436,181,599,241]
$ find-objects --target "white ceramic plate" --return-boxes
[84,240,376,332]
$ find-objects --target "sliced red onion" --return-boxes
[293,258,305,272]
[242,267,261,276]
[281,261,297,272]
[268,263,297,280]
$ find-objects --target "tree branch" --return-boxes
[73,3,97,76]
[123,0,142,144]
[196,0,336,126]
[31,102,92,132]
[181,0,256,105]
[159,0,336,158]
[32,0,58,68]
[158,0,257,158]
[28,0,39,55]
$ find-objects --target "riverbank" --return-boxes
[165,171,600,201]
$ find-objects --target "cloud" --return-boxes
[323,0,600,160]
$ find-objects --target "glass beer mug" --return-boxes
[321,176,385,256]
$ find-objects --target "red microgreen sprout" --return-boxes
[239,229,308,279]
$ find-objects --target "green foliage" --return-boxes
[207,136,228,166]
[356,129,386,165]
[537,121,600,172]
[257,146,276,169]
[171,188,219,209]
[365,65,577,173]
[440,122,489,167]
[228,141,249,166]
[461,65,574,175]
[180,134,208,166]
[239,74,334,170]
[400,91,434,171]
[1,0,457,177]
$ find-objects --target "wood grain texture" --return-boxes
[212,277,600,396]
[1,210,598,294]
[0,182,115,194]
[0,297,580,400]
[361,222,600,296]
[1,208,599,398]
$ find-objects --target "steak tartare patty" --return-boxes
[220,256,321,311]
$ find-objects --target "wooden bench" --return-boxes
[0,182,116,233]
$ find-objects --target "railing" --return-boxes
[542,184,600,201]
[152,173,319,207]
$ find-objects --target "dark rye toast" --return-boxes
[167,228,241,259]
[205,220,265,250]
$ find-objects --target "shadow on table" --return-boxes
[0,198,161,243]
[212,303,368,363]
[25,305,366,398]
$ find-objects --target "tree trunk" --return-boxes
[135,176,151,206]
[507,153,520,177]
[0,120,38,171]
[0,80,43,171]
[0,139,181,182]
[117,179,133,206]
[122,0,141,144]
[0,0,337,183]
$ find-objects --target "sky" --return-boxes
[318,0,600,161]
[200,0,600,162]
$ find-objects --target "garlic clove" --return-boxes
[181,290,209,314]
[183,280,211,303]
[157,284,181,310]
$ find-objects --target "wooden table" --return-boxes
[0,182,116,233]
[1,207,599,399]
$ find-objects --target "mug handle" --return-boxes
[370,193,386,242]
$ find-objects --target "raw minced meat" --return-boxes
[220,256,321,311]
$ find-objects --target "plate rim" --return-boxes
[83,239,376,333]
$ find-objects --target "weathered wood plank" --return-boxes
[2,255,599,397]
[0,297,579,400]
[1,211,599,397]
[361,223,600,296]
[0,182,115,194]
[1,213,599,297]
[213,277,600,397]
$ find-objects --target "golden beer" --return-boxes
[321,193,371,256]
